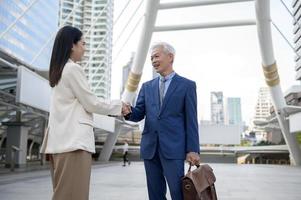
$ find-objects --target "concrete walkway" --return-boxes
[0,162,300,200]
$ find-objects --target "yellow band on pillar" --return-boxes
[126,72,142,92]
[262,62,280,87]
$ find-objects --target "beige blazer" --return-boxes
[40,59,122,154]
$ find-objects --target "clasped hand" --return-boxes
[186,152,201,166]
[122,102,131,116]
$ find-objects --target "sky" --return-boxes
[111,0,299,126]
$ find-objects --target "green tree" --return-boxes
[296,132,301,145]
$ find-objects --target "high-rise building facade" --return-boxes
[210,91,224,124]
[59,0,113,99]
[252,87,273,141]
[293,0,301,81]
[226,97,242,125]
[0,1,58,69]
[253,87,272,122]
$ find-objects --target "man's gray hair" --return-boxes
[150,42,176,56]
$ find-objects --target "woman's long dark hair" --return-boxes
[49,26,82,87]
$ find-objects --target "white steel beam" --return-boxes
[255,0,301,165]
[154,19,256,32]
[0,58,18,70]
[107,0,160,162]
[159,0,254,10]
[122,0,160,103]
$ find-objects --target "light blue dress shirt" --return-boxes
[159,71,176,97]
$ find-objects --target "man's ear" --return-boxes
[169,53,174,63]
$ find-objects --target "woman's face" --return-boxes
[71,37,85,61]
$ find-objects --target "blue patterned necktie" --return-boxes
[159,77,167,107]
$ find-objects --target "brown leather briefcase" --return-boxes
[182,164,217,200]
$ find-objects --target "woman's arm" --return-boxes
[64,63,122,116]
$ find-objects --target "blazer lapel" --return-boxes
[152,77,160,112]
[159,74,179,114]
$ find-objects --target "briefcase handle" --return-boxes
[187,162,200,172]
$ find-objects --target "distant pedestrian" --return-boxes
[122,140,130,166]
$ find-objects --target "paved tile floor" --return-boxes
[0,162,300,200]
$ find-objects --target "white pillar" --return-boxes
[28,141,34,160]
[255,0,301,165]
[4,122,29,167]
[98,122,121,162]
[122,0,160,103]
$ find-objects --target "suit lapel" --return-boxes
[159,74,179,114]
[152,77,160,112]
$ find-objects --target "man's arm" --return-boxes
[124,83,146,122]
[185,81,200,165]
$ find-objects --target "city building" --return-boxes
[253,87,273,123]
[225,97,242,125]
[59,0,114,99]
[210,91,224,124]
[199,120,241,145]
[0,1,58,69]
[252,87,273,141]
[293,0,301,81]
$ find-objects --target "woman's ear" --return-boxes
[71,44,75,51]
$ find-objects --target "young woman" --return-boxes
[40,26,123,200]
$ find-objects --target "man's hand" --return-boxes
[122,102,132,116]
[186,152,201,166]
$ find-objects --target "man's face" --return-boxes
[151,47,173,75]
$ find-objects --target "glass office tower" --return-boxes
[0,1,58,69]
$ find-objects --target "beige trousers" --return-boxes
[49,150,92,200]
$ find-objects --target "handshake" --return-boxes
[122,102,132,116]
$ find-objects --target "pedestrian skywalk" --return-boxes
[0,162,300,200]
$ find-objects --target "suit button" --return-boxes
[157,116,161,120]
